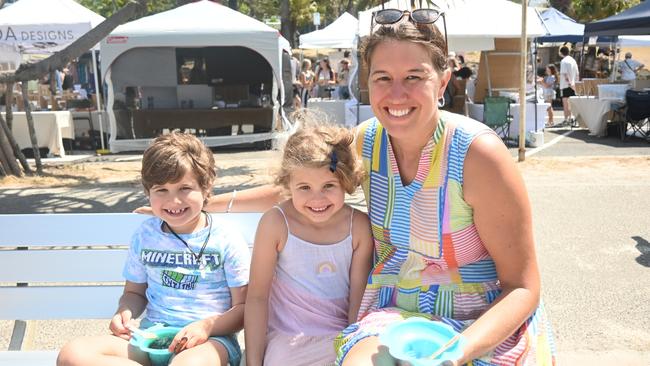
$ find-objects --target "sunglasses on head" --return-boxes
[371,8,449,56]
[373,8,443,25]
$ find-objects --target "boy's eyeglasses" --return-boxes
[370,8,449,55]
[373,9,443,25]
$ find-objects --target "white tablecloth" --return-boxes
[467,102,548,138]
[3,111,73,157]
[569,96,614,137]
[307,99,349,127]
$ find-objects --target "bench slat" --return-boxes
[0,212,261,248]
[0,351,58,366]
[0,286,124,320]
[0,213,147,247]
[0,249,126,283]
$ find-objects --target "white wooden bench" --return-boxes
[0,212,262,366]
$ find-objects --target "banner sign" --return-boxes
[0,23,91,54]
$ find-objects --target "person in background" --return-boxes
[58,132,249,366]
[315,58,336,99]
[538,64,558,127]
[595,49,611,78]
[337,59,351,100]
[291,56,302,108]
[61,67,74,92]
[559,45,579,125]
[618,52,645,82]
[245,121,372,366]
[299,59,315,108]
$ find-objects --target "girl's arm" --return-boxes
[458,132,541,364]
[168,285,247,352]
[245,209,285,366]
[204,185,283,213]
[347,210,373,324]
[110,281,148,340]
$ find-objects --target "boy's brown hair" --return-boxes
[141,132,216,199]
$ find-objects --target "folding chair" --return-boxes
[621,89,650,141]
[483,96,513,143]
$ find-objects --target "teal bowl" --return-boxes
[129,325,182,366]
[379,317,466,366]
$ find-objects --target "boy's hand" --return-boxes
[109,310,133,340]
[168,319,212,353]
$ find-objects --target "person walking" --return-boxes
[559,46,579,126]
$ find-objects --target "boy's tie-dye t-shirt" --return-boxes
[123,214,250,327]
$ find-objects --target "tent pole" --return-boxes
[91,49,105,151]
[532,39,538,132]
[518,0,527,162]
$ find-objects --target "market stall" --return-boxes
[101,0,291,152]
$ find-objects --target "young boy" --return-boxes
[57,132,250,366]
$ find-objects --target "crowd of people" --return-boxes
[290,51,354,109]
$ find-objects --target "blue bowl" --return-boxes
[379,317,466,366]
[129,324,182,366]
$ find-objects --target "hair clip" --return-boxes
[329,151,338,172]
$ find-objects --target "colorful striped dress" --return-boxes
[334,111,556,365]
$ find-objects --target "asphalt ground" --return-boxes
[1,124,649,365]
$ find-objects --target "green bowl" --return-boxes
[129,325,181,366]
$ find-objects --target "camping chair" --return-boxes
[483,96,513,144]
[621,89,650,141]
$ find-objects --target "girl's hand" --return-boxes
[168,319,211,353]
[109,310,133,340]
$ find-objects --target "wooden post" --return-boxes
[21,82,42,174]
[0,112,32,174]
[0,117,22,176]
[5,81,13,130]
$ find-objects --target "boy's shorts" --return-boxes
[140,320,242,366]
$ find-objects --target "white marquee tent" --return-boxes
[358,0,544,51]
[0,0,104,57]
[299,12,359,49]
[101,0,291,152]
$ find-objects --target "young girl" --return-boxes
[57,132,250,366]
[538,64,558,127]
[244,123,373,366]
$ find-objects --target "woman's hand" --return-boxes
[133,206,153,215]
[168,319,212,353]
[109,309,133,340]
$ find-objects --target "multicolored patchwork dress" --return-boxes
[334,112,556,365]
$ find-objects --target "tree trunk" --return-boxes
[280,0,291,47]
[0,112,32,175]
[21,83,42,175]
[0,116,22,177]
[0,1,143,84]
[5,81,13,130]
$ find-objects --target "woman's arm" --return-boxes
[204,185,283,213]
[459,133,540,364]
[244,209,284,366]
[347,210,373,324]
[110,281,148,340]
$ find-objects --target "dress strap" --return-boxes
[348,207,354,236]
[273,206,290,233]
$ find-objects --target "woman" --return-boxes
[314,58,336,99]
[171,9,556,366]
[537,64,558,127]
[299,59,315,107]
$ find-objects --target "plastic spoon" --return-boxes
[425,334,461,360]
[126,324,157,339]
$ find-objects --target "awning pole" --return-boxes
[91,49,106,151]
[518,0,528,162]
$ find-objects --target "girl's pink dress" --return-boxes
[263,206,353,366]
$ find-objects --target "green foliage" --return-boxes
[78,0,177,18]
[549,0,641,23]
